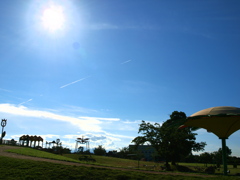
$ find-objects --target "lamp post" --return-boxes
[0,119,7,144]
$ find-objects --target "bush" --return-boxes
[204,166,216,174]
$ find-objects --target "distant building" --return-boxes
[129,145,157,161]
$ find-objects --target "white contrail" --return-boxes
[60,76,90,89]
[121,60,132,64]
[19,99,32,105]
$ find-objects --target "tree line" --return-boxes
[79,111,240,169]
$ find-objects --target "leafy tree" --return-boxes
[132,111,206,165]
[118,146,143,160]
[52,146,71,154]
[94,145,106,156]
[199,152,213,166]
[106,150,118,157]
[118,147,131,158]
[84,149,91,155]
[185,154,199,163]
[212,146,232,166]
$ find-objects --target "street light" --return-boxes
[0,119,7,144]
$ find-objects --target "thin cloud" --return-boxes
[89,23,118,30]
[63,132,125,150]
[0,88,12,92]
[86,23,159,31]
[123,119,157,125]
[79,117,120,121]
[121,60,132,65]
[61,105,98,114]
[122,120,142,124]
[0,103,119,132]
[19,99,32,105]
[104,132,135,140]
[60,76,90,88]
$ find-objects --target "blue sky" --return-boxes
[1,0,240,155]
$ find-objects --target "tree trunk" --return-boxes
[165,161,171,171]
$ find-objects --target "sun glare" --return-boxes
[41,5,65,32]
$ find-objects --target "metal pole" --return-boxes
[0,119,7,144]
[221,138,228,175]
[0,124,3,144]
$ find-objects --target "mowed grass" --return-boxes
[3,147,239,179]
[0,155,166,180]
[7,147,157,169]
[179,162,240,175]
[65,153,157,168]
[6,147,80,163]
[0,156,239,180]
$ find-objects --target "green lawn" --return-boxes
[1,155,239,180]
[7,147,80,163]
[179,162,240,175]
[7,147,158,169]
[3,148,240,179]
[64,153,157,168]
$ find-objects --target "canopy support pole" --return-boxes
[221,138,228,175]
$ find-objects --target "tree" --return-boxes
[52,146,71,154]
[199,152,213,166]
[106,150,118,157]
[118,146,131,158]
[212,146,232,166]
[132,111,206,166]
[185,154,199,163]
[94,145,106,156]
[117,146,143,160]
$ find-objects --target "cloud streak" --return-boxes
[89,23,119,30]
[60,76,90,88]
[121,60,132,65]
[0,88,12,92]
[0,103,120,132]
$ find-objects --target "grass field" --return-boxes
[64,153,157,168]
[7,147,158,169]
[7,147,80,163]
[179,162,240,175]
[2,146,240,179]
[0,155,233,180]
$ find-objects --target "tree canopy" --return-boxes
[93,145,106,156]
[132,111,206,165]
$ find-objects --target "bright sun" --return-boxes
[41,5,65,32]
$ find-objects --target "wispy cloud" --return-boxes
[0,88,12,92]
[86,22,160,31]
[122,120,141,124]
[104,132,135,140]
[0,103,119,132]
[61,105,98,114]
[89,23,119,30]
[121,60,132,65]
[126,119,158,125]
[60,76,90,88]
[78,117,119,121]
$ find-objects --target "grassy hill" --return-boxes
[1,146,239,179]
[6,147,160,169]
